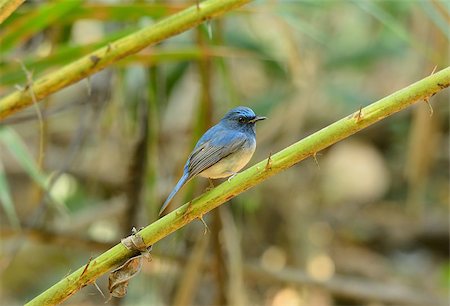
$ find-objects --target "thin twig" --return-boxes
[17,61,45,170]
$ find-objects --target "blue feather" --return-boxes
[159,170,189,216]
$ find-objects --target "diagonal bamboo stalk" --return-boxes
[0,0,252,120]
[25,67,449,305]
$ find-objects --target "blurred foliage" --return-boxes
[0,0,448,305]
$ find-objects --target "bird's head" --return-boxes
[220,106,266,132]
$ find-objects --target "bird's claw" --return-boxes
[227,172,238,182]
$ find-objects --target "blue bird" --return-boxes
[159,106,266,215]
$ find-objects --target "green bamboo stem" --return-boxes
[0,0,24,24]
[25,67,449,305]
[0,0,252,120]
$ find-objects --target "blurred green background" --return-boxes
[0,0,448,305]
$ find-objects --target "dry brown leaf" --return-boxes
[108,255,143,299]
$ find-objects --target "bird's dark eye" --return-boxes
[238,116,245,123]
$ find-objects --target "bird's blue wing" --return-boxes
[187,128,247,179]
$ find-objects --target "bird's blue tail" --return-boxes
[159,171,189,216]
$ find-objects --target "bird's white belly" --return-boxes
[199,145,256,179]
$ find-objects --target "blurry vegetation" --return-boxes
[0,1,449,306]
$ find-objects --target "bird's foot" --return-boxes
[227,172,238,182]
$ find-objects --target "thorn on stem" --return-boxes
[421,65,437,117]
[198,215,209,235]
[353,106,363,123]
[313,152,321,169]
[80,256,93,278]
[93,281,105,298]
[423,96,434,116]
[90,55,101,67]
[265,152,272,171]
[429,65,437,76]
[17,60,44,169]
[64,269,73,278]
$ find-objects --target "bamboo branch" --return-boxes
[25,67,449,305]
[0,0,24,24]
[0,0,252,120]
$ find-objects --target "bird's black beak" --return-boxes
[249,116,267,123]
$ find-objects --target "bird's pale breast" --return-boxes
[199,139,256,179]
